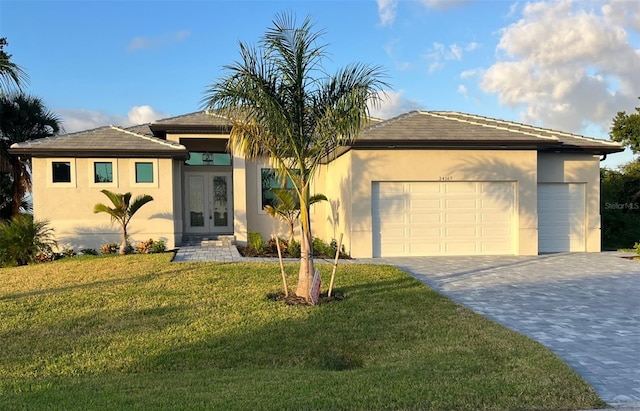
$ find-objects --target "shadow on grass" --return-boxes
[0,262,605,410]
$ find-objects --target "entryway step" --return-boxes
[182,235,235,247]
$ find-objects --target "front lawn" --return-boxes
[0,254,604,410]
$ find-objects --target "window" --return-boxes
[185,152,232,166]
[94,162,113,183]
[261,168,294,209]
[135,162,154,183]
[52,161,71,183]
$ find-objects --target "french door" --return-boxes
[185,172,233,234]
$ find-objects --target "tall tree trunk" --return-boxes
[295,184,315,299]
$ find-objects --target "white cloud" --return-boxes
[128,30,191,52]
[369,90,422,119]
[465,42,479,52]
[460,67,483,79]
[377,0,397,27]
[424,41,478,74]
[127,105,166,125]
[602,0,640,31]
[457,84,468,97]
[58,105,169,133]
[481,0,640,134]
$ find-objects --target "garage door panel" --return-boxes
[410,213,442,224]
[482,213,507,223]
[480,198,508,209]
[373,181,514,257]
[444,212,477,223]
[446,198,478,208]
[446,242,478,254]
[409,226,441,237]
[538,183,585,253]
[481,241,512,253]
[445,182,476,193]
[446,226,478,237]
[481,226,511,236]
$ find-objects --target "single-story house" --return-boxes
[10,110,623,257]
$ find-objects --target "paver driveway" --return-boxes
[373,252,640,407]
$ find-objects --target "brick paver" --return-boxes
[375,253,640,408]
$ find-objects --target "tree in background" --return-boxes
[610,100,640,154]
[0,93,62,219]
[0,38,28,95]
[601,100,640,250]
[93,190,154,255]
[204,12,387,299]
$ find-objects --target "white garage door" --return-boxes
[538,183,585,253]
[372,181,515,257]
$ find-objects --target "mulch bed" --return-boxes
[266,290,345,306]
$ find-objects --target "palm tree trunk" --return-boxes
[296,189,315,299]
[119,224,128,255]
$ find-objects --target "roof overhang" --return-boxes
[8,147,190,160]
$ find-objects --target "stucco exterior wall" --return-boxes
[537,153,602,252]
[322,152,353,255]
[32,157,180,252]
[345,149,539,258]
[244,159,327,244]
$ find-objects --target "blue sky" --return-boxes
[1,0,638,168]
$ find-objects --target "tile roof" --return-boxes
[11,110,622,158]
[151,110,231,131]
[10,125,189,159]
[353,110,623,153]
[356,111,622,153]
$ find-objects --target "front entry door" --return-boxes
[185,172,233,234]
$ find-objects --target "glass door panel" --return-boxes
[185,172,233,234]
[188,175,206,229]
[213,176,228,227]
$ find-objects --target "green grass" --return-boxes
[0,254,604,410]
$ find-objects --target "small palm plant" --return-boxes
[0,214,57,266]
[93,190,153,255]
[264,188,327,246]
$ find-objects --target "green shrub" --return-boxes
[80,248,99,256]
[288,239,301,258]
[151,239,166,253]
[248,231,265,254]
[0,214,57,266]
[633,242,640,256]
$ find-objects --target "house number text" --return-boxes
[439,176,453,181]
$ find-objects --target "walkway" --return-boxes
[173,247,640,408]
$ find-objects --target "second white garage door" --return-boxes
[372,181,515,257]
[537,183,585,253]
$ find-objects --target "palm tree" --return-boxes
[204,12,387,299]
[0,214,57,266]
[0,38,29,95]
[0,93,62,219]
[93,190,154,255]
[264,188,327,246]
